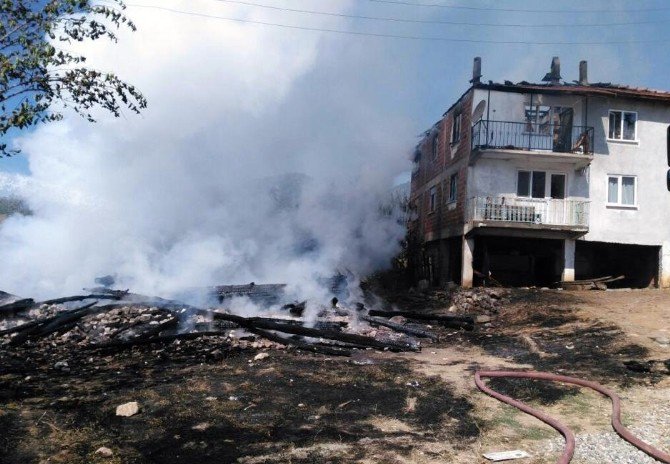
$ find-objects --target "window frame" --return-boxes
[606,174,638,208]
[516,170,568,199]
[447,172,458,204]
[516,170,546,199]
[428,186,437,213]
[607,109,638,142]
[451,113,462,144]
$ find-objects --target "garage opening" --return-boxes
[575,241,660,288]
[473,236,564,287]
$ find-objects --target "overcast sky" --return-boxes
[2,0,669,176]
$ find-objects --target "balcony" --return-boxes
[470,120,594,168]
[466,196,589,232]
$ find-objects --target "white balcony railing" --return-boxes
[467,196,590,228]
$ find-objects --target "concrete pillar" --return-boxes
[462,236,475,288]
[662,242,670,288]
[562,239,576,282]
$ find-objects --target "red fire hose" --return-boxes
[475,370,670,464]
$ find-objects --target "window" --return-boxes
[432,135,439,160]
[550,174,566,199]
[608,110,637,141]
[607,175,637,206]
[451,113,462,144]
[517,170,547,198]
[448,173,458,203]
[525,105,551,134]
[429,186,437,212]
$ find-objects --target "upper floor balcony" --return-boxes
[466,196,589,233]
[470,120,594,169]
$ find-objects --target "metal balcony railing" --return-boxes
[471,120,594,154]
[467,196,590,228]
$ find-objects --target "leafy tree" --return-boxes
[0,0,146,156]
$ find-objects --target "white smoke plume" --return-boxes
[0,0,413,304]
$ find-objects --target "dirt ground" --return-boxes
[1,289,669,463]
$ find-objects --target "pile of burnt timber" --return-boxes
[557,275,625,291]
[0,284,476,357]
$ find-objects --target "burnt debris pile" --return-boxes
[0,284,477,357]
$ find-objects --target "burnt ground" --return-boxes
[1,289,670,464]
[0,339,478,464]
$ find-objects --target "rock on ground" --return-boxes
[115,401,140,417]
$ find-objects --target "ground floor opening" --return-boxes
[575,241,660,289]
[472,236,564,287]
[416,235,663,289]
[420,237,462,286]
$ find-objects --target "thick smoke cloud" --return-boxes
[0,0,414,301]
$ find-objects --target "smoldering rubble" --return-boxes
[0,284,508,360]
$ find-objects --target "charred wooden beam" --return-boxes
[212,312,419,352]
[8,301,99,345]
[361,315,439,341]
[0,298,35,315]
[248,327,352,357]
[39,294,126,305]
[366,309,474,331]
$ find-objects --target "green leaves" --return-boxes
[0,0,147,157]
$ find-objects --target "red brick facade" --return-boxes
[409,88,474,244]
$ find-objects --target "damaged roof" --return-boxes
[474,81,670,103]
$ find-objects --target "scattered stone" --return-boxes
[253,352,269,361]
[115,401,140,417]
[53,361,70,372]
[405,396,417,413]
[652,336,670,346]
[476,315,493,323]
[451,288,510,314]
[94,447,114,458]
[192,422,210,431]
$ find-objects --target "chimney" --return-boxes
[542,56,562,84]
[579,60,588,85]
[470,57,482,84]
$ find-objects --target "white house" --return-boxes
[409,57,670,289]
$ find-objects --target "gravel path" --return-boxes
[536,404,670,463]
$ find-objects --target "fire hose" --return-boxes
[474,370,670,464]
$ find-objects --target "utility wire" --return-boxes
[126,3,667,45]
[368,0,670,14]
[205,0,670,28]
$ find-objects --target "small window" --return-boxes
[517,170,546,198]
[517,171,531,197]
[429,186,437,212]
[448,173,458,203]
[550,174,566,199]
[608,110,637,141]
[432,135,439,160]
[531,171,546,198]
[607,175,637,206]
[451,113,462,144]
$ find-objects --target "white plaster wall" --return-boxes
[470,158,588,200]
[584,97,670,246]
[470,89,670,248]
[472,89,585,125]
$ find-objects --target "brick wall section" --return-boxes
[409,88,473,243]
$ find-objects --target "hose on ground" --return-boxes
[475,370,670,464]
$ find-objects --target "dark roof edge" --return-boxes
[472,81,670,103]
